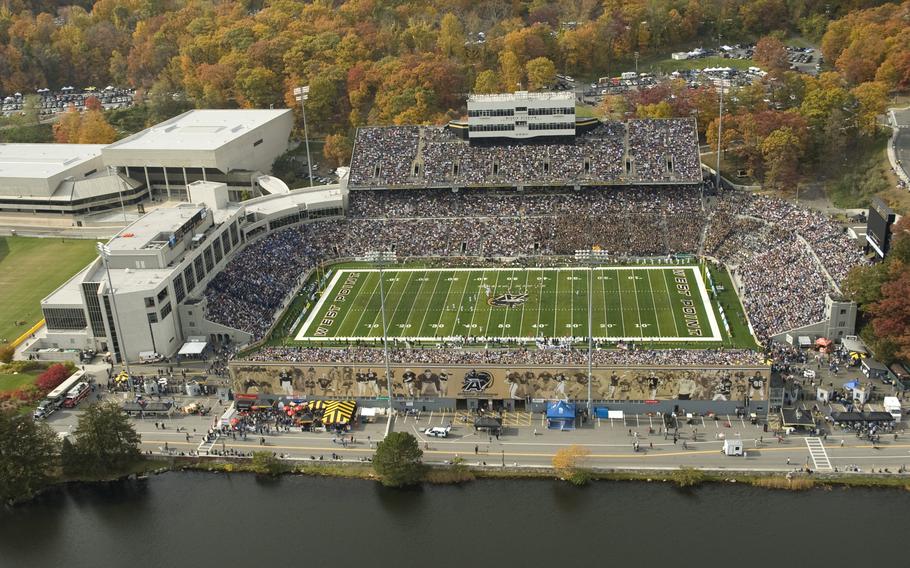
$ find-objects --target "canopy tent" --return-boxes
[178,338,209,357]
[815,337,833,348]
[843,380,860,390]
[321,400,357,426]
[547,401,576,430]
[780,407,816,428]
[474,416,502,434]
[798,336,812,348]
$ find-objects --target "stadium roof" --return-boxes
[104,109,292,152]
[0,143,104,180]
[468,91,574,103]
[105,204,208,252]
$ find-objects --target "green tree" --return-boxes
[0,411,59,503]
[851,81,888,138]
[68,402,141,476]
[473,70,500,94]
[760,126,802,190]
[373,431,423,487]
[235,66,283,108]
[525,56,556,91]
[437,13,465,59]
[250,451,283,476]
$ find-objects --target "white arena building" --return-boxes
[0,109,294,214]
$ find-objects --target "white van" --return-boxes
[884,396,902,423]
[722,439,744,456]
[138,351,163,363]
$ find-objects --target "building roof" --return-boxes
[0,143,104,180]
[244,186,345,217]
[105,204,207,252]
[103,109,292,152]
[468,91,574,103]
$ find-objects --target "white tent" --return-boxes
[177,338,208,357]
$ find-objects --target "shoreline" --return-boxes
[9,456,910,506]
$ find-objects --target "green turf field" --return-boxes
[0,236,100,343]
[295,266,725,344]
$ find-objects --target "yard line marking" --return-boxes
[348,270,383,337]
[534,268,546,337]
[415,270,443,336]
[383,271,415,336]
[517,268,531,338]
[466,270,488,336]
[452,268,473,338]
[644,269,663,338]
[482,270,503,339]
[552,268,560,336]
[396,270,429,337]
[629,268,644,340]
[430,270,458,338]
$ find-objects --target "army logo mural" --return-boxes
[487,293,528,308]
[462,369,494,393]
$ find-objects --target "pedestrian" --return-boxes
[840,439,844,447]
[649,442,653,449]
[628,428,632,436]
[475,445,478,454]
[787,457,791,465]
[154,422,159,429]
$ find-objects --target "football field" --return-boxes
[295,266,723,344]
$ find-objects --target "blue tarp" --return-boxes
[547,401,576,419]
[547,401,576,430]
[844,380,860,390]
[594,407,610,419]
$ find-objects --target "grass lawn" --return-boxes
[0,371,39,393]
[649,55,756,74]
[0,236,100,343]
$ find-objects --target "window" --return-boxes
[174,274,186,303]
[253,139,263,147]
[203,247,214,272]
[157,288,169,302]
[213,239,223,264]
[183,265,196,292]
[145,297,155,308]
[194,255,206,280]
[160,302,172,319]
[43,307,87,331]
[840,309,846,315]
[147,312,158,324]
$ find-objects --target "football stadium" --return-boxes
[37,94,867,412]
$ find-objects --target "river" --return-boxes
[0,473,904,568]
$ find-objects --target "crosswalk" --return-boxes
[804,437,833,471]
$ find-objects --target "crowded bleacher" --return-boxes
[201,182,868,367]
[348,118,701,188]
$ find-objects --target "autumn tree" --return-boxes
[473,70,500,94]
[760,126,803,190]
[437,13,465,59]
[84,96,103,112]
[235,66,283,108]
[753,36,789,74]
[499,50,524,91]
[0,411,59,503]
[53,106,82,143]
[78,110,118,144]
[851,81,888,138]
[323,133,353,168]
[526,56,556,91]
[552,444,591,485]
[870,268,910,361]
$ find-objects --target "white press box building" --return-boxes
[466,91,576,140]
[0,109,294,214]
[36,179,347,363]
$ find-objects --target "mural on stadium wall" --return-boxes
[230,364,768,402]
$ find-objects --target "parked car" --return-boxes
[424,426,451,438]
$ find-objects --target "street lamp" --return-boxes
[97,243,133,392]
[364,251,397,414]
[575,248,610,416]
[293,86,315,187]
[715,79,727,192]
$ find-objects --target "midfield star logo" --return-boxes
[461,369,494,393]
[487,292,529,308]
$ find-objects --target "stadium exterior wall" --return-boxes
[229,362,769,411]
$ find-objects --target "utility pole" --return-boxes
[715,81,724,192]
[366,251,396,415]
[293,86,314,187]
[97,243,133,393]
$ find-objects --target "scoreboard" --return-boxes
[867,196,896,258]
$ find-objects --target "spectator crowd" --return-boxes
[348,119,701,188]
[201,182,866,367]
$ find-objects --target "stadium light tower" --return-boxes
[364,251,397,414]
[293,86,315,187]
[97,243,133,392]
[575,248,607,417]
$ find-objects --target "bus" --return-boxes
[63,381,91,408]
[34,370,88,419]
